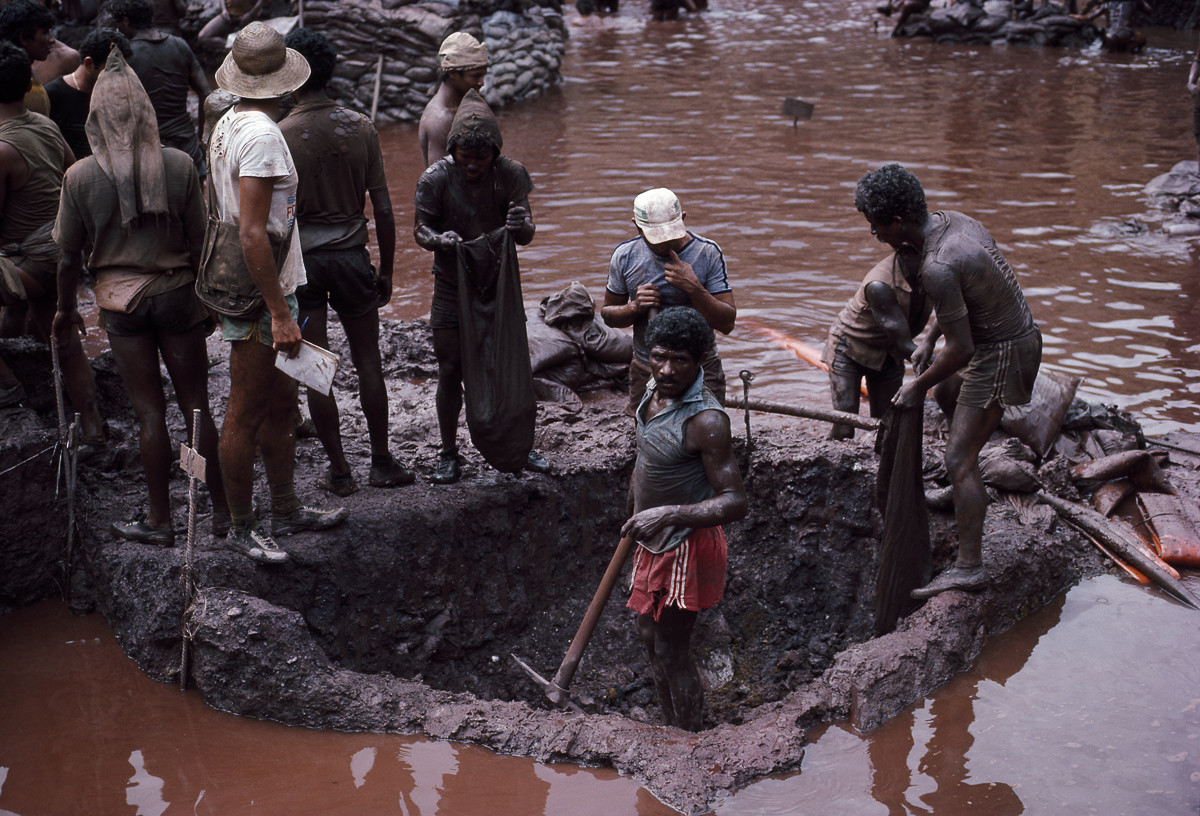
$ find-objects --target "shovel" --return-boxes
[513,534,636,706]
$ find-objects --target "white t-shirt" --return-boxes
[208,108,305,295]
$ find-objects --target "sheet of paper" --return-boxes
[275,340,339,396]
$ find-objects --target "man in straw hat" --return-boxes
[602,187,736,415]
[418,30,488,167]
[54,47,228,547]
[207,21,347,565]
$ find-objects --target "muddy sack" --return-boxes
[874,404,931,635]
[455,228,535,472]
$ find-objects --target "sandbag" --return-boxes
[873,405,931,635]
[455,228,535,473]
[570,318,633,364]
[1137,492,1200,568]
[1000,370,1081,459]
[526,307,581,373]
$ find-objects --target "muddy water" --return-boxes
[9,2,1200,814]
[375,2,1200,435]
[2,575,1198,814]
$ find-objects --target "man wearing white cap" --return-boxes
[602,188,736,414]
[418,31,488,167]
[206,21,347,565]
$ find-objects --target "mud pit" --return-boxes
[0,322,1109,814]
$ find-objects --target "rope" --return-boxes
[0,443,56,478]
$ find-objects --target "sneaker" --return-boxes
[524,449,553,475]
[430,448,461,484]
[910,562,987,600]
[368,457,415,488]
[111,514,175,547]
[317,468,359,497]
[226,523,290,565]
[271,504,349,537]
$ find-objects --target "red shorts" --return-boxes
[626,526,727,620]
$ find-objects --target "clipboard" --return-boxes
[275,340,339,395]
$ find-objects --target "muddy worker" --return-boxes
[855,163,1041,599]
[414,88,550,483]
[206,22,347,564]
[0,0,56,115]
[623,306,746,731]
[110,0,212,178]
[45,28,132,160]
[279,27,414,496]
[53,48,228,546]
[602,187,735,415]
[822,253,930,440]
[0,40,107,454]
[418,31,488,168]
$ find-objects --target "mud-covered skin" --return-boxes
[0,325,1121,814]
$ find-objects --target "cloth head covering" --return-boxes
[446,89,502,154]
[215,21,310,99]
[438,31,489,71]
[633,188,686,244]
[85,47,168,229]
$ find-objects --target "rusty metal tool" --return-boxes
[512,534,637,706]
[739,369,754,481]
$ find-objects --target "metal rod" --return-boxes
[180,409,202,691]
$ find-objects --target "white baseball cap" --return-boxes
[633,188,686,244]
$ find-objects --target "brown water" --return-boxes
[8,2,1200,814]
[377,2,1200,435]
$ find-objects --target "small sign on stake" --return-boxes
[783,97,814,126]
[179,444,206,482]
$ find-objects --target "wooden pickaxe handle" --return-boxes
[545,534,637,704]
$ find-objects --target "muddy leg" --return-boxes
[944,401,1005,568]
[636,612,677,726]
[341,308,391,459]
[300,306,349,477]
[107,333,172,527]
[828,368,861,441]
[432,328,463,453]
[159,324,228,515]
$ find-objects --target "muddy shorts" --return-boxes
[429,271,459,330]
[220,294,299,347]
[827,338,904,385]
[627,526,727,620]
[101,284,209,337]
[958,325,1042,409]
[295,247,378,320]
[628,348,726,415]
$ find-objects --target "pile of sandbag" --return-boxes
[894,0,1098,47]
[527,282,631,409]
[295,0,566,123]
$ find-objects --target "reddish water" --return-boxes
[375,3,1200,435]
[10,1,1200,813]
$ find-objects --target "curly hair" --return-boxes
[0,0,54,46]
[285,28,336,92]
[105,0,154,30]
[644,306,714,362]
[80,28,132,65]
[0,41,30,104]
[854,163,928,226]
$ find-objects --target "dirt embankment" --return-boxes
[0,321,1131,814]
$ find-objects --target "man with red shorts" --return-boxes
[622,306,747,731]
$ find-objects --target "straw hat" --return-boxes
[215,22,310,99]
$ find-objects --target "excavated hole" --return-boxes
[296,449,887,727]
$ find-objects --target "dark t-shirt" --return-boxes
[414,155,533,281]
[45,77,91,158]
[127,30,204,165]
[279,97,388,252]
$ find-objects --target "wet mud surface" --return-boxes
[0,322,1145,814]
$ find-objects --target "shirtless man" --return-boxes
[623,306,746,731]
[822,252,930,439]
[418,31,487,168]
[855,163,1041,599]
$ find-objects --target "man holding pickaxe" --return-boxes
[622,306,747,731]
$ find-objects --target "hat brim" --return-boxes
[636,217,687,245]
[216,47,310,99]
